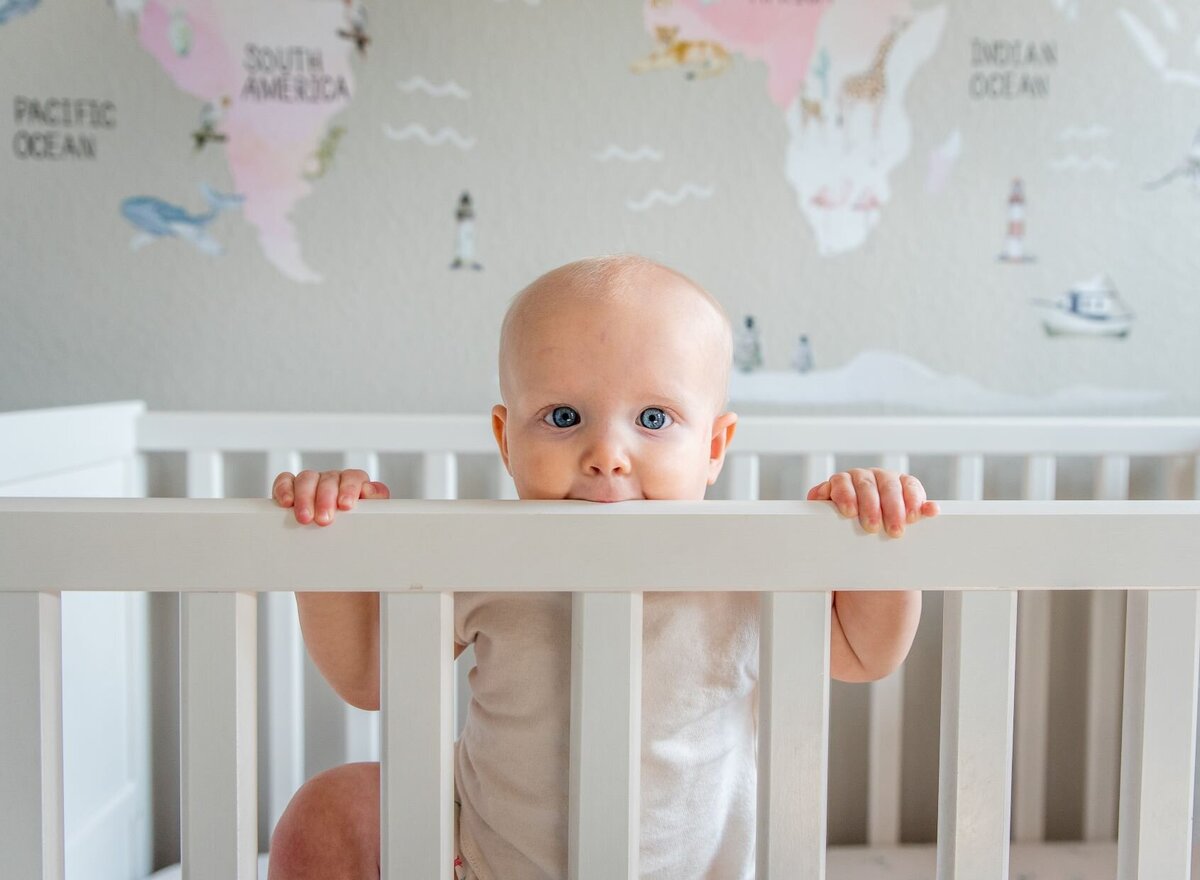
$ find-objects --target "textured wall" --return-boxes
[3,0,1198,417]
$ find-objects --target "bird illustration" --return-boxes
[1144,126,1200,193]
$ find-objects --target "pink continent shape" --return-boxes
[644,0,831,108]
[138,0,353,282]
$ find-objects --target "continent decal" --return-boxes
[634,0,945,255]
[786,2,947,255]
[122,0,360,283]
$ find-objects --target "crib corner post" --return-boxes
[0,592,65,880]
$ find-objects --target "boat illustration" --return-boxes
[1030,275,1134,338]
[120,184,244,255]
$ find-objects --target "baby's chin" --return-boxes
[565,493,645,503]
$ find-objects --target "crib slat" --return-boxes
[344,704,381,762]
[186,449,224,499]
[729,453,760,500]
[803,453,836,491]
[1117,590,1200,879]
[937,590,1017,879]
[492,458,519,500]
[952,454,984,501]
[1084,455,1130,841]
[265,591,306,832]
[264,451,306,835]
[1095,455,1130,502]
[0,593,64,880]
[1012,455,1055,842]
[868,670,903,846]
[422,451,458,500]
[381,592,454,880]
[866,454,909,846]
[569,592,643,880]
[1085,591,1125,841]
[181,592,257,880]
[340,451,383,765]
[1013,590,1050,841]
[758,591,830,879]
[342,450,380,479]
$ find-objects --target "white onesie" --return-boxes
[453,591,760,880]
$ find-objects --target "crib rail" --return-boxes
[2,499,1199,880]
[133,406,1200,847]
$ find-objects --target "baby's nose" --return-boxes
[582,434,631,475]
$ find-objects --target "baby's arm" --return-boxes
[807,468,938,683]
[272,469,465,711]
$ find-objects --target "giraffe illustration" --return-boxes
[837,19,910,139]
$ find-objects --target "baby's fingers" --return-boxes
[827,472,859,519]
[290,470,323,524]
[271,472,296,508]
[806,481,831,502]
[335,470,368,511]
[360,481,389,500]
[901,476,941,524]
[313,471,348,525]
[874,469,906,537]
[335,470,389,510]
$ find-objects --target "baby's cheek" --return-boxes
[510,448,573,499]
[644,453,709,500]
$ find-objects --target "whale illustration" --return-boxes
[121,184,244,255]
[0,0,40,25]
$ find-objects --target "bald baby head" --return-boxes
[498,255,732,412]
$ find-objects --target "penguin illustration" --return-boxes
[791,334,814,373]
[733,315,764,372]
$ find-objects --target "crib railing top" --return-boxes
[2,498,1198,593]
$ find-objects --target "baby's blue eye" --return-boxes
[546,406,580,428]
[639,407,672,430]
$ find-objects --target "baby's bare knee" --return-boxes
[269,762,380,880]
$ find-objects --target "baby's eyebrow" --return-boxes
[641,386,695,407]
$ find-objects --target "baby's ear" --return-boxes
[491,405,512,475]
[707,412,738,485]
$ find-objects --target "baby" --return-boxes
[267,255,938,880]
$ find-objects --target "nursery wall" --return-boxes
[4,0,1199,871]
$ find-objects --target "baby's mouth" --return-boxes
[568,491,642,503]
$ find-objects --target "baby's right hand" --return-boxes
[271,469,390,526]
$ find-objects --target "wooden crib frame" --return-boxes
[2,401,1199,880]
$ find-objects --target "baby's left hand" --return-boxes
[807,469,939,538]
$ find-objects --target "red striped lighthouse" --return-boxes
[999,178,1033,263]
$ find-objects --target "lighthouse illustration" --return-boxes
[450,191,482,271]
[998,178,1035,264]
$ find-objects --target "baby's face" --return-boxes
[493,283,736,502]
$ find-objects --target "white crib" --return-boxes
[2,400,1199,880]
